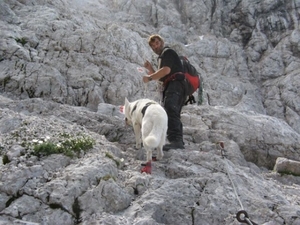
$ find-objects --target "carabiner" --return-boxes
[236,210,259,225]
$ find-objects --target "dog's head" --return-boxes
[124,97,133,126]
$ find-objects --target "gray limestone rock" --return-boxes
[0,0,300,225]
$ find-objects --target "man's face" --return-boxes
[150,38,164,55]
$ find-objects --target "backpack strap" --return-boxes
[158,47,171,69]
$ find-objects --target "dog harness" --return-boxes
[141,102,156,117]
[131,103,138,115]
[130,101,156,117]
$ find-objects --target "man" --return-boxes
[142,34,188,151]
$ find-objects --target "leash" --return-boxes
[143,82,149,98]
[156,81,164,105]
[137,66,150,98]
[218,142,259,225]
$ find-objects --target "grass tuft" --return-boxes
[32,136,95,158]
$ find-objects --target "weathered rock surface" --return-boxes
[0,0,300,225]
[274,157,300,176]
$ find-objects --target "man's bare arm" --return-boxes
[142,66,171,83]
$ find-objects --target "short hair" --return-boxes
[148,34,164,46]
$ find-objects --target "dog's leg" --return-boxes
[133,123,142,149]
[157,132,166,160]
[145,147,152,162]
[157,145,164,161]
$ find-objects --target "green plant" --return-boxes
[15,37,27,46]
[278,170,300,177]
[1,76,11,88]
[72,198,82,224]
[32,136,95,158]
[2,155,10,165]
[102,174,116,181]
[33,142,61,156]
[105,152,120,167]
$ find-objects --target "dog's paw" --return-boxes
[141,161,151,174]
[135,143,142,149]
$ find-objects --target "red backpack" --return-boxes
[179,56,200,96]
[159,47,203,105]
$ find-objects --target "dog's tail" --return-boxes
[143,124,166,148]
[144,135,160,148]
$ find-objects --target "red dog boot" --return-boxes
[141,161,152,174]
[119,105,124,113]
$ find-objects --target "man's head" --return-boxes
[148,34,164,55]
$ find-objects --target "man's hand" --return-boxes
[142,75,151,83]
[144,60,151,69]
[144,60,154,74]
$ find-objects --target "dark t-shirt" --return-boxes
[158,47,183,82]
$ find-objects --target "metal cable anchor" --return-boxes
[236,210,258,225]
[219,141,227,158]
[218,142,259,225]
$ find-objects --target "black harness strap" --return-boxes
[131,102,138,115]
[141,102,156,117]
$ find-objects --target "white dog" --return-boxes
[123,98,168,162]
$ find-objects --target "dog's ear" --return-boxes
[124,98,130,115]
[124,97,129,107]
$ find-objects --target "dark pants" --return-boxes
[163,79,188,143]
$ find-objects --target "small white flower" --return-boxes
[32,139,38,143]
[57,143,61,147]
[38,140,43,144]
[120,158,124,162]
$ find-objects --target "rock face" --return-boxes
[0,0,300,225]
[274,157,300,176]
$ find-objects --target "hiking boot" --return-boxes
[163,141,184,151]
